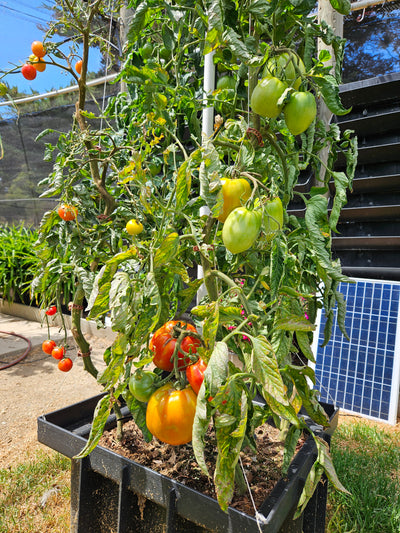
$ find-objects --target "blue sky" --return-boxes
[0,0,102,94]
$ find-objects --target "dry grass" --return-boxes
[0,450,70,533]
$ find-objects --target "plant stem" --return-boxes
[235,462,248,495]
[70,283,98,379]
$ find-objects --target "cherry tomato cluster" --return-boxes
[250,51,316,136]
[21,41,47,81]
[42,340,73,372]
[20,39,82,82]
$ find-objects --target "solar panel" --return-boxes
[312,278,400,424]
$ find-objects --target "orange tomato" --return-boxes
[58,357,73,372]
[31,41,46,58]
[75,60,82,75]
[146,384,197,445]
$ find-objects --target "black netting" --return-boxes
[343,2,400,83]
[0,87,118,226]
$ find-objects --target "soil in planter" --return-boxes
[99,420,305,517]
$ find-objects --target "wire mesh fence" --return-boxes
[0,82,118,227]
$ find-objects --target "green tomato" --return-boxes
[263,197,284,241]
[216,75,236,90]
[141,42,153,60]
[262,52,305,90]
[250,77,286,119]
[283,91,317,135]
[129,370,157,402]
[222,207,261,254]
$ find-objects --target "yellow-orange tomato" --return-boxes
[75,60,82,75]
[146,383,197,445]
[29,54,46,72]
[31,41,46,58]
[58,204,77,221]
[216,178,251,223]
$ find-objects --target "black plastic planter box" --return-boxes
[37,395,338,533]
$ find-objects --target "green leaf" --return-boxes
[74,395,112,459]
[123,389,153,442]
[244,335,299,426]
[310,74,350,115]
[109,271,131,331]
[270,239,284,297]
[275,315,316,332]
[87,249,138,320]
[294,462,325,518]
[202,300,219,353]
[176,159,191,210]
[296,331,316,363]
[282,426,302,474]
[329,171,349,232]
[214,386,248,511]
[127,2,149,42]
[314,435,350,493]
[328,0,351,15]
[177,279,204,315]
[153,232,180,268]
[192,342,230,476]
[335,287,350,340]
[305,195,348,283]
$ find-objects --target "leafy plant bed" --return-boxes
[38,394,338,533]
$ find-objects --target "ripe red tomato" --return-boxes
[146,383,197,445]
[31,41,46,58]
[216,178,251,223]
[150,320,201,372]
[75,60,82,75]
[58,357,73,372]
[283,91,317,135]
[222,207,261,254]
[51,346,66,360]
[186,358,207,395]
[45,305,57,316]
[58,204,77,221]
[42,339,56,355]
[250,76,286,119]
[21,64,37,81]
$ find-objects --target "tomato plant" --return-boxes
[42,339,56,355]
[283,91,317,135]
[58,204,77,221]
[150,321,201,372]
[31,41,46,58]
[21,64,36,81]
[222,207,261,254]
[129,370,157,402]
[216,178,252,222]
[250,76,286,119]
[58,357,73,372]
[146,383,197,445]
[126,219,143,235]
[51,346,66,360]
[27,0,357,515]
[186,358,207,395]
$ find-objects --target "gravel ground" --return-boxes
[0,313,112,468]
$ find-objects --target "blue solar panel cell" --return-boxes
[313,278,400,424]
